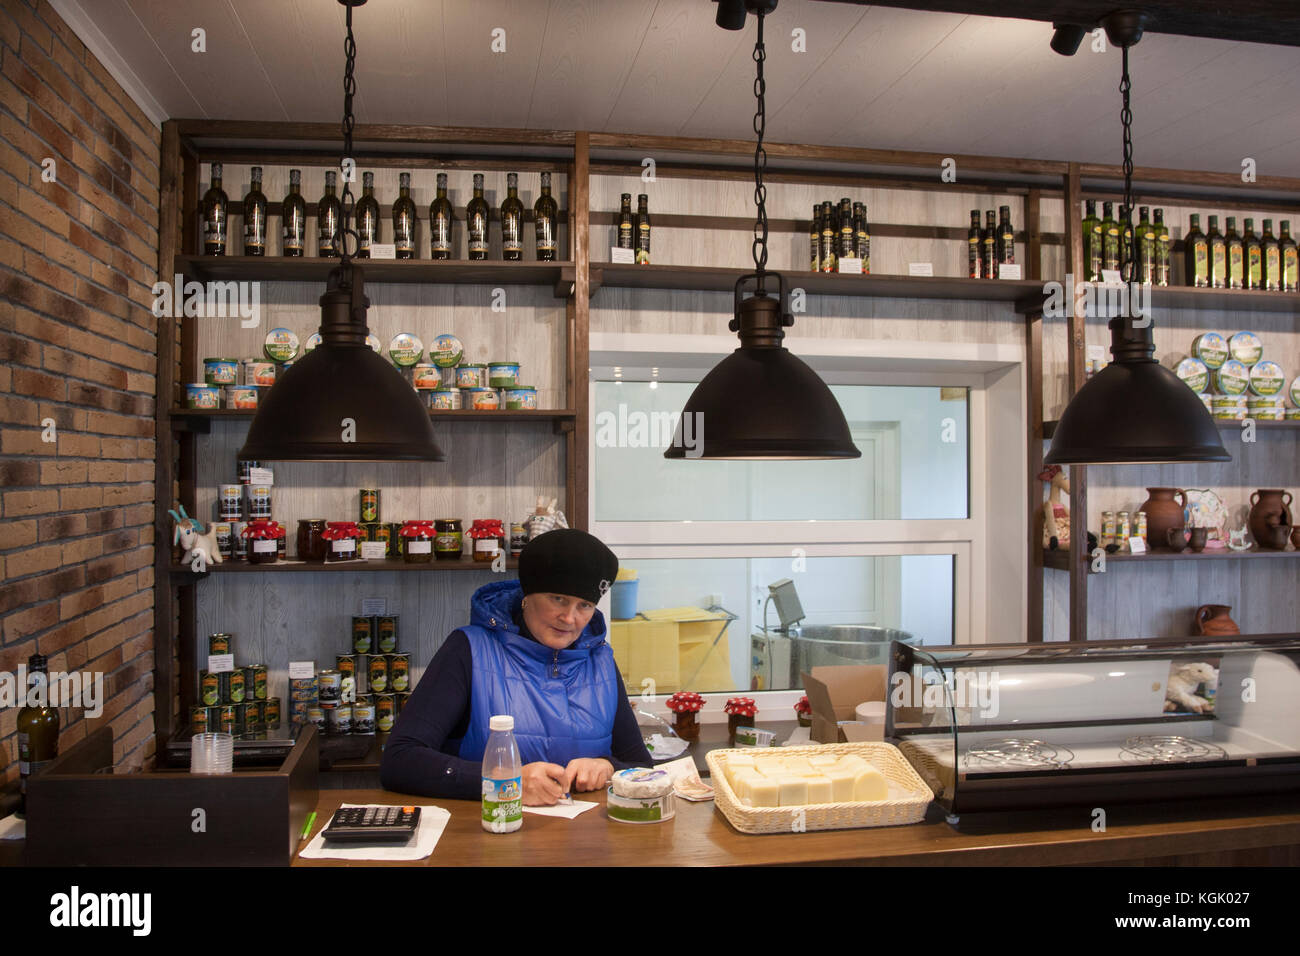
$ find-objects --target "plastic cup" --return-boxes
[190,732,234,774]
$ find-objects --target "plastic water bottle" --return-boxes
[481,714,523,833]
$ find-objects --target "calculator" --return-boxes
[321,805,421,843]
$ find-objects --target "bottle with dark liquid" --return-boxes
[1184,213,1208,287]
[393,172,416,259]
[1206,215,1226,289]
[1101,201,1119,274]
[356,171,379,258]
[819,200,837,274]
[996,205,1015,275]
[201,163,228,255]
[1137,206,1156,284]
[1242,218,1262,290]
[429,172,453,260]
[317,170,340,258]
[1261,219,1281,291]
[1224,216,1243,289]
[1154,208,1170,286]
[1280,220,1298,292]
[534,172,557,261]
[982,209,995,280]
[967,209,982,279]
[467,173,489,261]
[501,173,524,261]
[809,204,821,272]
[281,169,306,258]
[635,194,650,265]
[617,193,634,251]
[242,166,268,256]
[1082,200,1101,282]
[854,202,869,275]
[838,197,855,268]
[17,653,59,818]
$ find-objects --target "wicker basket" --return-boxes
[706,742,933,835]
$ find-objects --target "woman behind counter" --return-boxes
[381,529,653,805]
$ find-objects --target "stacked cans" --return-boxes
[212,462,279,562]
[192,632,280,736]
[344,615,411,733]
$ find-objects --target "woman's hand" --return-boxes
[565,757,614,792]
[521,762,567,805]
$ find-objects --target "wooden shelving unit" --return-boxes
[1043,547,1300,570]
[169,555,520,574]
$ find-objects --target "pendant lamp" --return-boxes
[239,0,444,462]
[665,0,859,460]
[1045,12,1228,465]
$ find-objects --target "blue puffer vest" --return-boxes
[458,579,618,766]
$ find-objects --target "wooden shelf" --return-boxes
[170,554,519,575]
[1042,418,1300,439]
[1018,283,1300,315]
[169,407,576,434]
[1044,547,1300,570]
[589,262,1045,301]
[174,254,575,296]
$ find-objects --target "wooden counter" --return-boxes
[293,787,1300,867]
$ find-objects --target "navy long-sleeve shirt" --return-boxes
[380,620,653,800]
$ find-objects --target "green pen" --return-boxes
[300,811,317,840]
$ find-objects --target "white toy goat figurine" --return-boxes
[1164,662,1217,714]
[170,505,222,572]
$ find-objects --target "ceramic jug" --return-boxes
[1195,604,1240,637]
[1249,489,1293,550]
[1140,487,1187,550]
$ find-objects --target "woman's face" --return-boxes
[523,592,597,649]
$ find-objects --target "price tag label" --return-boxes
[361,598,386,616]
[1128,536,1147,555]
[369,243,396,260]
[248,467,274,485]
[837,257,863,274]
[610,247,635,264]
[288,661,316,680]
[998,263,1022,279]
[207,654,234,674]
[907,262,934,276]
[359,541,387,560]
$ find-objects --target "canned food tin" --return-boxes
[502,386,537,410]
[264,697,281,728]
[388,522,405,557]
[1227,330,1262,366]
[211,521,233,560]
[1249,360,1285,397]
[389,654,410,692]
[430,386,461,410]
[360,489,380,524]
[389,332,424,368]
[352,617,374,655]
[224,385,259,409]
[367,655,389,693]
[396,692,410,715]
[1101,511,1117,549]
[242,359,277,387]
[307,706,326,732]
[1174,357,1208,394]
[241,699,264,730]
[1116,511,1131,543]
[455,364,487,389]
[430,333,464,368]
[1135,511,1147,541]
[227,668,246,704]
[1190,332,1228,370]
[319,669,342,703]
[487,362,521,388]
[264,327,300,363]
[245,484,273,520]
[237,459,259,483]
[216,704,237,735]
[327,703,352,735]
[336,654,356,687]
[353,700,376,735]
[208,632,232,656]
[229,521,248,561]
[412,364,441,389]
[465,387,499,410]
[377,616,398,654]
[246,664,268,700]
[190,705,210,734]
[199,670,221,707]
[1215,359,1250,396]
[510,523,526,555]
[185,383,220,409]
[375,694,396,732]
[362,522,392,555]
[217,485,243,519]
[203,358,239,386]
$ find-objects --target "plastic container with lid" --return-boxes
[487,362,521,388]
[224,385,259,409]
[430,333,464,368]
[430,386,461,409]
[1190,332,1228,370]
[1227,331,1262,367]
[412,364,441,389]
[1214,359,1250,396]
[1174,357,1208,393]
[203,358,239,386]
[455,364,487,389]
[1248,360,1285,397]
[465,387,499,410]
[501,386,538,410]
[185,383,220,409]
[264,328,300,364]
[608,768,675,824]
[241,359,276,386]
[389,332,424,368]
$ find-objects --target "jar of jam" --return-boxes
[468,519,505,562]
[435,518,463,561]
[296,518,327,561]
[242,520,285,565]
[723,697,758,747]
[322,521,362,561]
[399,520,436,563]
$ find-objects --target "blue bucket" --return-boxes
[610,580,639,619]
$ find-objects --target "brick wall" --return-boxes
[0,0,160,791]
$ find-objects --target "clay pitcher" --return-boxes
[1140,487,1187,550]
[1248,489,1294,550]
[1195,604,1240,637]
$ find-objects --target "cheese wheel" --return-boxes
[852,767,889,802]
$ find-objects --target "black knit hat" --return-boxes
[518,529,619,604]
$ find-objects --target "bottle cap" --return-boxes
[400,172,411,187]
[251,166,262,180]
[363,171,375,185]
[507,172,518,186]
[489,715,514,732]
[437,172,448,186]
[326,170,336,184]
[540,171,551,186]
[211,162,223,177]
[622,192,631,201]
[474,173,485,187]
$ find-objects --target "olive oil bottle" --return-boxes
[281,169,306,257]
[355,171,380,258]
[1101,201,1119,275]
[429,172,453,260]
[1242,218,1262,290]
[534,172,558,261]
[996,205,1015,275]
[1261,219,1281,291]
[201,163,228,255]
[501,173,524,261]
[856,202,870,274]
[837,197,855,268]
[1136,206,1155,284]
[617,193,634,251]
[968,209,983,279]
[1082,200,1102,282]
[466,173,489,261]
[1280,220,1298,292]
[393,172,417,259]
[317,170,340,258]
[1184,213,1208,287]
[17,654,59,818]
[1154,208,1170,287]
[242,166,268,256]
[1206,215,1226,289]
[635,194,650,265]
[982,209,996,280]
[810,204,821,272]
[1225,216,1244,289]
[819,200,837,273]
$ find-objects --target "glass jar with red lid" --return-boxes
[724,697,758,746]
[242,519,286,565]
[468,519,505,563]
[399,520,436,563]
[321,521,362,562]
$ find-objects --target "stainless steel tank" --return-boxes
[751,625,918,690]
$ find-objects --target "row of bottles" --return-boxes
[1081,201,1172,285]
[1183,215,1297,291]
[201,165,560,261]
[967,206,1016,279]
[614,192,651,264]
[809,198,870,273]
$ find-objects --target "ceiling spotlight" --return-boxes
[1050,22,1087,56]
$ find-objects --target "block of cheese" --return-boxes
[727,753,755,770]
[747,775,780,807]
[776,775,808,807]
[826,767,857,802]
[852,766,889,802]
[805,775,834,804]
[807,753,839,769]
[731,768,763,801]
[836,754,870,775]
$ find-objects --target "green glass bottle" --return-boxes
[1101,201,1119,274]
[393,172,416,259]
[1206,215,1226,289]
[429,172,453,260]
[317,170,340,258]
[1225,216,1244,289]
[201,162,228,255]
[982,209,995,280]
[1242,218,1262,290]
[355,170,379,258]
[1280,220,1298,292]
[501,172,524,261]
[1261,219,1280,291]
[1184,213,1208,287]
[17,654,59,818]
[968,209,982,279]
[1137,206,1155,284]
[466,173,489,261]
[1154,208,1170,287]
[242,166,268,256]
[281,169,306,258]
[1082,200,1102,282]
[534,172,558,261]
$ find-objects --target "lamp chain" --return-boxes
[1119,43,1133,289]
[338,4,359,266]
[751,9,768,284]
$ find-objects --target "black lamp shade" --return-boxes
[664,347,860,459]
[1046,361,1230,464]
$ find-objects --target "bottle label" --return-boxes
[1194,242,1208,282]
[1229,246,1243,284]
[636,223,650,265]
[536,217,555,253]
[1265,248,1280,281]
[1285,249,1298,288]
[283,210,304,251]
[1247,247,1261,283]
[319,210,338,253]
[395,213,414,253]
[359,214,376,250]
[469,213,488,255]
[618,223,633,249]
[503,217,521,253]
[482,776,523,830]
[18,732,29,763]
[968,238,981,278]
[1211,245,1226,280]
[204,216,226,247]
[244,207,265,249]
[431,218,451,252]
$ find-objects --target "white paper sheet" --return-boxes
[0,814,25,840]
[522,800,599,819]
[297,803,450,861]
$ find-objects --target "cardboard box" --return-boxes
[801,665,887,743]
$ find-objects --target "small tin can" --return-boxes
[203,357,239,386]
[336,654,356,688]
[208,632,232,656]
[318,669,342,703]
[363,522,392,555]
[377,616,398,654]
[1101,511,1117,549]
[213,521,234,560]
[239,699,263,731]
[190,705,210,734]
[216,704,237,735]
[185,383,220,409]
[245,484,273,520]
[307,706,326,732]
[264,697,281,728]
[327,703,353,735]
[246,664,268,700]
[1135,511,1147,542]
[367,654,389,693]
[510,523,526,555]
[1117,511,1131,544]
[360,489,380,524]
[389,654,410,692]
[375,694,397,732]
[388,522,405,557]
[353,700,376,735]
[199,670,221,707]
[396,692,410,715]
[237,460,259,483]
[217,485,243,520]
[352,617,374,655]
[430,386,460,410]
[241,359,276,387]
[227,668,246,704]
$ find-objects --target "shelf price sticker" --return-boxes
[207,654,234,674]
[248,467,274,485]
[907,262,933,276]
[288,661,316,680]
[360,598,386,616]
[610,246,635,264]
[838,257,863,274]
[360,542,386,560]
[369,243,396,260]
[1128,536,1147,555]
